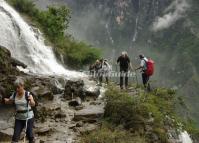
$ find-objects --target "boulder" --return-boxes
[35,126,54,136]
[85,86,100,98]
[0,46,21,75]
[73,104,104,122]
[30,86,53,101]
[0,128,13,142]
[68,97,82,107]
[64,80,85,100]
[10,58,27,68]
[78,124,98,134]
[54,110,67,119]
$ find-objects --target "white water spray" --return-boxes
[179,131,193,143]
[0,0,84,78]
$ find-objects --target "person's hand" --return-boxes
[4,98,10,102]
[4,98,11,104]
[28,95,34,102]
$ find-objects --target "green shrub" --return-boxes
[81,84,198,142]
[56,38,101,68]
[102,85,181,142]
[36,6,71,41]
[81,122,146,143]
[7,0,37,16]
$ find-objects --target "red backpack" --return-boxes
[145,59,155,76]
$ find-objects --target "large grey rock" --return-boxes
[74,104,104,122]
[30,86,53,101]
[35,126,54,135]
[0,128,13,142]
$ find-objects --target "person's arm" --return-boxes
[28,94,35,107]
[117,56,120,64]
[135,66,142,70]
[136,60,144,70]
[4,93,15,104]
[130,62,134,71]
[4,98,14,104]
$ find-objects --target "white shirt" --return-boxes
[140,57,148,70]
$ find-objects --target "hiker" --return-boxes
[117,51,131,89]
[136,54,154,90]
[4,78,35,143]
[89,63,95,78]
[94,59,103,85]
[100,59,111,85]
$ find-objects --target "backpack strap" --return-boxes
[13,92,17,100]
[25,91,29,108]
[13,91,30,108]
[13,92,17,107]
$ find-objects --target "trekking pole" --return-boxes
[24,100,30,143]
[130,63,138,87]
[134,70,138,87]
[115,63,120,85]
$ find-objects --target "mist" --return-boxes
[152,0,190,31]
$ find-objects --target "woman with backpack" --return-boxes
[4,78,35,143]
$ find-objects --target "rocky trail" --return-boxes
[0,45,105,143]
[0,78,105,143]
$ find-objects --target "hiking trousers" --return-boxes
[12,118,35,143]
[120,69,128,89]
[142,72,149,87]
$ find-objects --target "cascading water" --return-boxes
[0,0,84,78]
[179,131,193,143]
[132,15,139,43]
[105,23,114,45]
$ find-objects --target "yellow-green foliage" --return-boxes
[104,86,176,130]
[81,122,146,143]
[81,85,180,143]
[56,38,101,68]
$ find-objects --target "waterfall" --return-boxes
[0,0,84,78]
[179,131,193,143]
[105,23,114,45]
[132,15,139,42]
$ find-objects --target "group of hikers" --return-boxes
[89,51,154,90]
[1,51,154,143]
